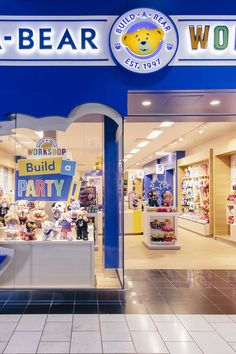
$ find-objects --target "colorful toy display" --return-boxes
[75,208,88,241]
[163,191,173,207]
[147,190,159,207]
[20,219,37,240]
[4,213,20,240]
[69,199,81,222]
[32,201,48,227]
[150,216,176,243]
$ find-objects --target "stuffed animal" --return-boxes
[69,200,81,222]
[147,190,159,207]
[0,200,9,226]
[58,211,73,241]
[32,201,48,227]
[42,220,58,241]
[52,202,65,221]
[75,208,88,241]
[162,219,174,232]
[163,191,173,207]
[20,219,37,240]
[4,213,20,239]
[16,200,29,225]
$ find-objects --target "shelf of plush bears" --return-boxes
[0,197,96,243]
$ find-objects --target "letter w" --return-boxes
[189,25,210,50]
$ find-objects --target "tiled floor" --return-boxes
[1,313,236,353]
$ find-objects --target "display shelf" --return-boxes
[142,206,180,250]
[178,215,210,236]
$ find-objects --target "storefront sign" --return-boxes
[15,172,73,201]
[18,158,76,176]
[28,137,67,157]
[156,164,165,175]
[0,12,236,71]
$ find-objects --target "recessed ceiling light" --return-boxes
[179,137,184,142]
[135,162,141,166]
[125,154,133,159]
[171,141,177,146]
[160,122,174,128]
[130,148,140,154]
[210,100,220,106]
[137,140,149,148]
[155,151,170,156]
[142,100,151,106]
[199,129,204,134]
[146,129,163,140]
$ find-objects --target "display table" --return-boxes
[143,207,180,250]
[0,240,94,289]
[178,215,210,236]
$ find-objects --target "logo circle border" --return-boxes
[109,7,179,75]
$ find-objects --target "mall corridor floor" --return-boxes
[0,270,236,353]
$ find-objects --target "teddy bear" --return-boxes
[122,27,164,56]
[52,201,65,221]
[58,211,73,241]
[0,200,9,226]
[20,219,37,240]
[4,213,20,240]
[32,201,48,228]
[16,200,29,225]
[75,208,88,241]
[41,220,58,241]
[68,200,81,222]
[163,191,173,207]
[162,219,174,232]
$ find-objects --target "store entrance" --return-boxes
[124,90,236,270]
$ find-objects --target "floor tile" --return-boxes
[73,314,99,331]
[0,305,26,314]
[37,341,70,353]
[155,322,192,341]
[41,321,72,342]
[131,331,168,354]
[101,322,131,341]
[74,304,98,314]
[229,315,236,322]
[190,331,235,354]
[24,305,50,314]
[177,314,214,331]
[70,331,102,353]
[122,303,149,314]
[100,314,125,322]
[0,315,21,323]
[0,322,16,341]
[166,341,203,354]
[211,322,236,341]
[151,314,179,322]
[0,343,7,354]
[203,315,233,323]
[49,304,74,314]
[4,331,41,353]
[125,314,156,331]
[102,341,136,353]
[47,314,73,322]
[99,304,124,314]
[229,343,236,351]
[16,314,47,331]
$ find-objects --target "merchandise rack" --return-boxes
[142,206,180,250]
[177,149,213,237]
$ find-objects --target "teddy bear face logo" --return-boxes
[122,27,164,56]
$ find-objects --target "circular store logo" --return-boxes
[110,8,178,74]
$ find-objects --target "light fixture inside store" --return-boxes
[171,141,177,146]
[125,154,133,159]
[142,100,151,106]
[136,162,141,166]
[179,137,184,142]
[210,100,220,106]
[160,122,174,128]
[137,140,149,148]
[198,128,204,134]
[146,129,163,140]
[155,151,170,156]
[123,159,127,162]
[130,148,140,154]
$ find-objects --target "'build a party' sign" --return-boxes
[15,138,77,201]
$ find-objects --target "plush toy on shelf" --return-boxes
[32,201,48,228]
[41,220,58,241]
[4,213,20,240]
[58,211,73,241]
[0,200,9,226]
[20,219,37,240]
[16,200,29,225]
[163,191,173,207]
[147,190,159,207]
[162,219,174,232]
[69,200,81,222]
[227,191,236,203]
[52,202,65,221]
[75,208,88,241]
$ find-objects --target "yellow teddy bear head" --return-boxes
[122,27,164,56]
